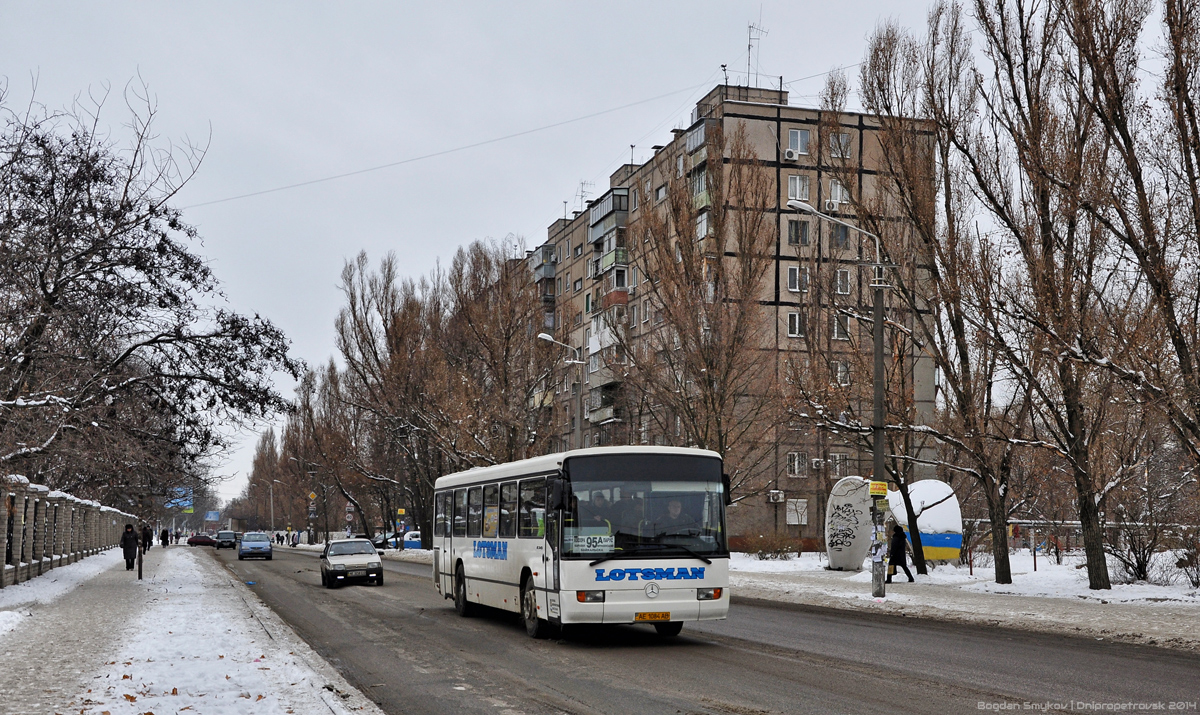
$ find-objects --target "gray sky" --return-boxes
[1,1,930,502]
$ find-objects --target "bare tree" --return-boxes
[612,121,780,501]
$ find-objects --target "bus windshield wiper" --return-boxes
[589,544,712,566]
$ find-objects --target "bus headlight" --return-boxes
[576,590,605,603]
[696,588,722,600]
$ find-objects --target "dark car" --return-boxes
[187,533,216,547]
[215,530,237,549]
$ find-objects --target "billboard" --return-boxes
[204,510,220,522]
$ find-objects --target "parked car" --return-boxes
[320,539,384,588]
[370,531,403,549]
[187,533,215,547]
[403,531,421,548]
[215,530,237,549]
[238,532,273,560]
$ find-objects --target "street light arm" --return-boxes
[787,199,883,266]
[537,332,584,363]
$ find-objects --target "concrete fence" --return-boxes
[1,474,137,588]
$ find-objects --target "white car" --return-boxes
[320,538,384,588]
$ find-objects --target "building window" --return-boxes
[631,188,639,211]
[786,452,808,478]
[830,179,850,204]
[788,128,810,155]
[574,311,583,326]
[786,498,809,525]
[831,132,852,159]
[832,315,850,340]
[691,170,706,197]
[585,294,591,313]
[614,268,627,288]
[696,212,709,240]
[787,266,801,293]
[656,184,667,202]
[787,312,805,338]
[574,278,583,292]
[574,244,583,257]
[556,277,562,295]
[836,269,851,295]
[629,303,638,325]
[834,360,851,386]
[787,219,809,246]
[830,453,849,477]
[788,174,810,201]
[677,155,685,177]
[832,225,850,250]
[643,300,651,323]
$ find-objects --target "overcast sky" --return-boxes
[1,1,931,502]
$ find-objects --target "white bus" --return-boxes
[432,446,730,638]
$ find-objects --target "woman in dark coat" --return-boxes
[141,525,152,552]
[120,524,140,570]
[886,524,915,583]
[160,528,169,548]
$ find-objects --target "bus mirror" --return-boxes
[547,476,568,511]
[722,473,732,506]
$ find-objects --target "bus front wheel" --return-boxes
[654,622,683,637]
[521,576,551,639]
[454,563,474,617]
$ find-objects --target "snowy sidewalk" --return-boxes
[0,544,384,715]
[729,551,1200,652]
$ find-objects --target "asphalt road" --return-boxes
[213,547,1200,715]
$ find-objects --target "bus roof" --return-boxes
[433,446,722,490]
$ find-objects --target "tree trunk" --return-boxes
[895,483,928,575]
[1075,474,1112,590]
[985,485,1012,585]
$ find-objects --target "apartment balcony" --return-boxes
[533,262,555,280]
[589,364,623,388]
[693,190,710,210]
[587,405,617,424]
[602,288,628,309]
[599,247,629,272]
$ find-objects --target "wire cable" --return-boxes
[182,82,715,210]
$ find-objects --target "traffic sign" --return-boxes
[308,491,317,500]
[869,481,888,496]
[345,513,354,523]
[397,508,406,515]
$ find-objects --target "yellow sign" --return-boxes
[869,481,888,496]
[308,491,317,500]
[396,508,406,515]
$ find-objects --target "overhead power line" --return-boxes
[182,82,714,210]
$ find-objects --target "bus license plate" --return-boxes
[349,570,365,577]
[634,612,671,622]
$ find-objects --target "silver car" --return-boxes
[238,532,273,560]
[320,539,383,588]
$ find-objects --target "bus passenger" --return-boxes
[580,492,612,531]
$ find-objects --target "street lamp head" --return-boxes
[787,199,817,214]
[273,479,283,484]
[536,333,554,342]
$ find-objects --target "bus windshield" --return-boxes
[561,453,727,559]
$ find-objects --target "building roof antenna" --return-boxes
[721,64,728,85]
[748,21,768,88]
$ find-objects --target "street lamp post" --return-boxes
[538,332,586,450]
[788,200,889,597]
[270,479,282,534]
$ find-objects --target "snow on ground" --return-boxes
[728,549,1200,651]
[0,553,120,615]
[70,546,384,715]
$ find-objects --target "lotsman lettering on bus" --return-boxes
[594,567,705,581]
[472,540,508,560]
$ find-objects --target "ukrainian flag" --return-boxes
[908,531,961,561]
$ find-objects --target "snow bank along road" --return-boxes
[216,547,1200,715]
[0,544,384,714]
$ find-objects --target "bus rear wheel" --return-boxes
[454,563,474,617]
[654,622,683,637]
[521,576,551,639]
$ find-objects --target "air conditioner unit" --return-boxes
[783,148,800,161]
[825,200,840,212]
[811,458,825,470]
[768,489,786,503]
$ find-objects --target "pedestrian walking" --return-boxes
[886,524,915,583]
[160,528,169,548]
[141,525,153,552]
[120,524,139,570]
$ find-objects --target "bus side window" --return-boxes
[440,492,453,537]
[467,486,483,538]
[519,478,546,538]
[453,489,467,537]
[483,484,499,538]
[499,481,518,538]
[434,491,447,537]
